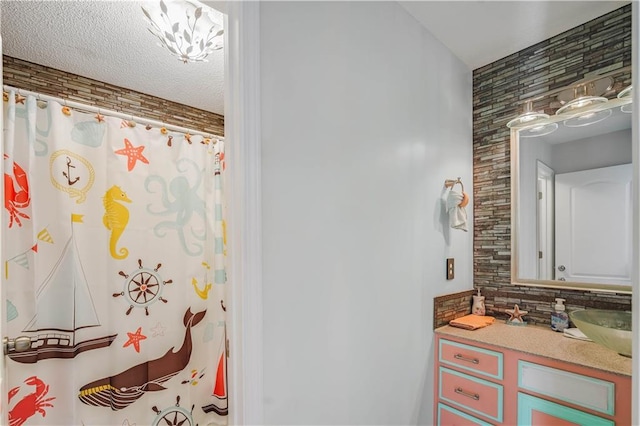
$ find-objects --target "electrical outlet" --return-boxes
[446,258,455,280]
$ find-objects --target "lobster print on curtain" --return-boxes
[2,90,228,425]
[4,154,30,228]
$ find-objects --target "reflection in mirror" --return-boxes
[510,74,632,293]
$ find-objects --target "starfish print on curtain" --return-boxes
[114,138,149,171]
[123,327,147,353]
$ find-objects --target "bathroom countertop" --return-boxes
[435,322,632,377]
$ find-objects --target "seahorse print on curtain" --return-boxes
[103,185,131,260]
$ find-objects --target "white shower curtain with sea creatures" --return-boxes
[2,90,228,426]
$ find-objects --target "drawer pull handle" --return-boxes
[455,387,480,401]
[454,353,479,364]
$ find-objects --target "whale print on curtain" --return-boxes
[2,90,228,426]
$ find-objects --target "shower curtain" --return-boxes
[2,90,228,426]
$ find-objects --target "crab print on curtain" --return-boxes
[2,90,228,426]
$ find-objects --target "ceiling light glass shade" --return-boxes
[555,96,611,127]
[142,0,224,63]
[518,121,559,138]
[555,95,608,115]
[507,108,558,138]
[506,111,550,128]
[562,108,612,127]
[617,85,632,113]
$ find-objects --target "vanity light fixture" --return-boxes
[555,79,612,127]
[617,85,633,113]
[141,0,224,63]
[506,101,558,138]
[507,66,632,134]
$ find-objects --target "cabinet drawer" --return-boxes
[518,361,615,415]
[437,403,493,426]
[439,367,503,423]
[439,338,503,380]
[517,393,614,426]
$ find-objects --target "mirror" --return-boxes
[511,95,632,293]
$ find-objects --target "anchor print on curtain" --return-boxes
[2,90,228,425]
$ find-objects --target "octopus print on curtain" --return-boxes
[2,90,228,426]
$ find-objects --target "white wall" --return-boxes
[550,128,631,174]
[517,134,553,278]
[260,2,472,424]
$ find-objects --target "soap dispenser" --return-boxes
[472,288,485,316]
[551,298,569,332]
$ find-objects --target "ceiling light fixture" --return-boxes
[142,0,224,63]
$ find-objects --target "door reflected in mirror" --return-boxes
[511,97,632,293]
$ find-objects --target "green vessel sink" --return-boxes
[569,309,632,357]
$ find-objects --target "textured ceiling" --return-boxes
[1,0,226,115]
[0,1,630,117]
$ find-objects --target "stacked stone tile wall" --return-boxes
[473,5,632,326]
[2,56,224,136]
[433,290,474,329]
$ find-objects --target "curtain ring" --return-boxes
[15,88,26,105]
[95,108,105,122]
[61,99,71,116]
[35,92,47,109]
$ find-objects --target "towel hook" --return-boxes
[444,177,464,193]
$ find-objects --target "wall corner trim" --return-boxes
[631,4,639,425]
[225,2,264,425]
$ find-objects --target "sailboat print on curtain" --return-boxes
[202,322,227,416]
[7,216,117,364]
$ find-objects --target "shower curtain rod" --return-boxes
[3,85,223,140]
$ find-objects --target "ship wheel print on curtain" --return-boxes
[151,395,198,426]
[113,259,173,315]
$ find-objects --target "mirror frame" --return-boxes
[510,97,633,294]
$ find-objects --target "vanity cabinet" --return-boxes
[434,325,631,425]
[517,393,614,426]
[437,339,504,423]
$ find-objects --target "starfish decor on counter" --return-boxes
[506,304,528,325]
